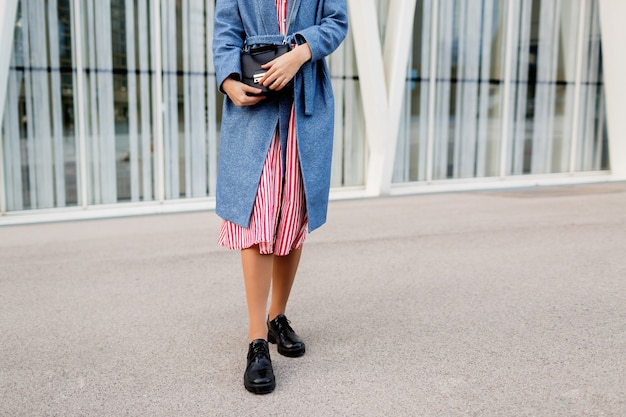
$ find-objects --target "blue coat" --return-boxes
[213,0,348,232]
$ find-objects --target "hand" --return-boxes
[222,78,266,106]
[259,43,312,92]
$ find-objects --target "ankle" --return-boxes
[268,310,285,322]
[248,328,268,343]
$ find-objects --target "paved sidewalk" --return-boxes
[1,182,625,416]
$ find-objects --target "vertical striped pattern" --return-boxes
[217,0,308,256]
[217,109,308,256]
[277,0,288,34]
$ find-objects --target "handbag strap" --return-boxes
[283,0,298,44]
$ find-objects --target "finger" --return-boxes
[260,68,279,86]
[262,69,287,88]
[250,96,266,105]
[235,94,264,107]
[242,84,264,95]
[243,95,265,106]
[261,58,277,70]
[262,76,277,88]
[268,78,284,90]
[269,74,293,90]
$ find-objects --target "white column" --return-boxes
[152,0,165,203]
[347,0,386,196]
[381,0,417,189]
[598,0,626,178]
[347,0,416,196]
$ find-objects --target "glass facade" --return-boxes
[504,0,607,175]
[394,0,608,183]
[0,0,610,215]
[2,0,77,210]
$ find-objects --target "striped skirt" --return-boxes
[217,104,308,256]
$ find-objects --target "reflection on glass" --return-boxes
[505,0,608,175]
[396,0,505,182]
[328,28,366,188]
[80,0,154,204]
[395,0,608,183]
[506,0,577,175]
[433,0,505,180]
[1,0,77,210]
[160,0,215,200]
[112,0,154,202]
[81,0,117,204]
[395,0,433,183]
[575,0,608,172]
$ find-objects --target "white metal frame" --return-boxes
[569,0,588,175]
[151,0,165,204]
[499,0,516,178]
[424,0,438,183]
[72,0,89,209]
[0,115,4,215]
[0,0,19,216]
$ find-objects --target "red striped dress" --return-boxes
[218,0,308,256]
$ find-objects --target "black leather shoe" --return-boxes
[244,339,275,394]
[267,314,306,357]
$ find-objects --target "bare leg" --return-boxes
[268,246,303,321]
[241,246,274,342]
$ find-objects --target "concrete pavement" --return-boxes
[1,182,625,416]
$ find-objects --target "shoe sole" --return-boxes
[267,335,306,358]
[244,380,276,395]
[277,345,305,357]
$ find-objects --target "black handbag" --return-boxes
[240,0,298,97]
[241,44,292,97]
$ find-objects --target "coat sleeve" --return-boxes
[213,0,245,93]
[294,0,349,62]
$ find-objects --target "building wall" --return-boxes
[0,0,622,225]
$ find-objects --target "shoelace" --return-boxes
[274,316,295,334]
[250,341,269,359]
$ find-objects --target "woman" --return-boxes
[213,0,348,394]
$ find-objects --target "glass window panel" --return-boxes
[328,27,366,188]
[80,0,115,204]
[506,0,574,174]
[159,0,217,200]
[394,0,432,183]
[576,0,609,172]
[396,0,506,183]
[78,0,155,204]
[1,0,78,211]
[505,0,608,175]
